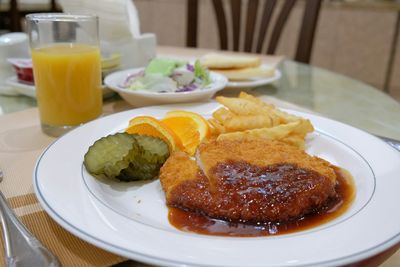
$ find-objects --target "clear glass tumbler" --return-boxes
[26,14,103,137]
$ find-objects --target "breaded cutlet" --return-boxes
[159,139,338,223]
[198,139,336,185]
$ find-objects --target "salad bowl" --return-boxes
[104,67,228,107]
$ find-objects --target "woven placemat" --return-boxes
[0,97,398,267]
[0,102,132,267]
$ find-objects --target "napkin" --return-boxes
[59,0,156,69]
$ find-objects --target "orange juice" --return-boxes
[32,44,102,126]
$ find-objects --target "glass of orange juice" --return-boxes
[26,14,102,137]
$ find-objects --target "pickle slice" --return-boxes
[103,145,141,178]
[132,134,170,163]
[84,133,138,178]
[116,134,170,181]
[117,160,159,182]
[84,132,170,181]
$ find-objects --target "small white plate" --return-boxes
[0,83,19,96]
[6,76,36,97]
[34,103,400,267]
[226,68,282,88]
[6,76,114,99]
[104,68,228,107]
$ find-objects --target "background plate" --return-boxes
[226,68,281,88]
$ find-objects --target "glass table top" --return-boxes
[1,59,399,140]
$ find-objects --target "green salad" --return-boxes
[120,58,211,93]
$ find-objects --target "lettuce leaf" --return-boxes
[194,60,211,86]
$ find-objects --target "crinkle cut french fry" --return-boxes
[290,119,314,136]
[272,109,301,124]
[217,121,301,142]
[238,91,303,124]
[223,114,273,131]
[213,92,314,149]
[213,106,273,132]
[208,118,226,135]
[269,113,282,126]
[212,108,233,122]
[281,134,305,149]
[237,92,287,125]
[239,91,275,110]
[216,96,261,115]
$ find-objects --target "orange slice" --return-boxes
[126,116,182,151]
[162,111,210,155]
[164,110,211,140]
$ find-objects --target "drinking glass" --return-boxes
[26,13,102,137]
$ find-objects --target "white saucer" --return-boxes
[0,83,19,96]
[6,76,35,97]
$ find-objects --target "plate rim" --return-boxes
[33,103,400,267]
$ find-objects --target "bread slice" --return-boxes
[200,53,262,69]
[212,66,275,81]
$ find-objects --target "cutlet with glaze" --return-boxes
[159,139,338,223]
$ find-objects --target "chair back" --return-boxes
[0,0,60,32]
[186,0,322,63]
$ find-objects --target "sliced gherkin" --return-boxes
[84,132,170,181]
[116,134,170,181]
[132,134,170,163]
[103,142,141,178]
[116,160,159,182]
[84,133,137,178]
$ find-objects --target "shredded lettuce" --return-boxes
[194,60,211,86]
[122,58,211,93]
[127,74,177,92]
[145,58,187,77]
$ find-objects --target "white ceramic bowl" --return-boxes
[104,68,228,107]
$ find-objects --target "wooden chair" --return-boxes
[186,0,322,64]
[0,0,60,32]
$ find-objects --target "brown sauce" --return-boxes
[168,167,355,236]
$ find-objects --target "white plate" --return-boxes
[0,83,19,96]
[33,103,400,267]
[5,76,36,97]
[104,68,228,107]
[6,76,115,99]
[226,67,282,88]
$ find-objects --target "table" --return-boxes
[0,46,399,267]
[2,46,400,139]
